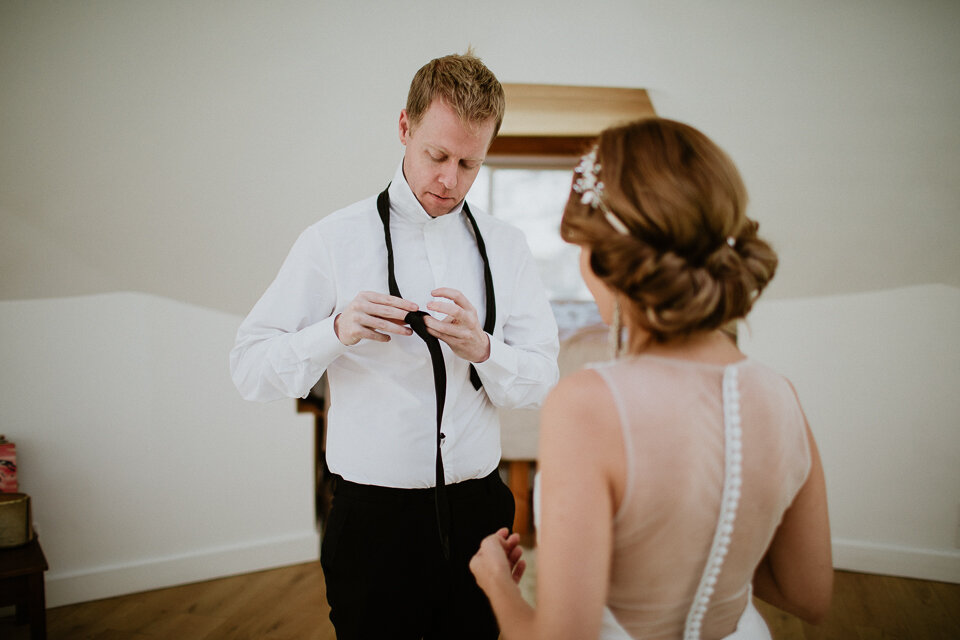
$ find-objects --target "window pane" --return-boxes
[482,167,592,302]
[471,167,490,211]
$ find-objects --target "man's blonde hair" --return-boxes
[405,49,505,139]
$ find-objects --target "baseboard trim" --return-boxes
[832,538,960,583]
[45,530,321,608]
[42,534,958,608]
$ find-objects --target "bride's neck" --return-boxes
[627,329,743,365]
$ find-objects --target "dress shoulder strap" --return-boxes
[683,364,744,639]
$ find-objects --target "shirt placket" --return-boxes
[423,217,455,453]
[423,218,449,314]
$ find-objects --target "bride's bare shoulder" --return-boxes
[546,367,611,404]
[542,368,620,435]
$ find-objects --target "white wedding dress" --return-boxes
[531,358,809,639]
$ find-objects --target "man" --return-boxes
[230,51,559,639]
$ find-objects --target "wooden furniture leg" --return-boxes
[507,460,533,537]
[0,536,48,640]
[26,570,46,640]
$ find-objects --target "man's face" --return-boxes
[399,100,496,217]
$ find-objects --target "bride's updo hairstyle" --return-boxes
[560,118,778,345]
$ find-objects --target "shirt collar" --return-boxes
[388,161,466,225]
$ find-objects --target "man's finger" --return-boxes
[426,300,469,323]
[360,303,418,324]
[362,291,418,307]
[431,287,476,314]
[356,327,391,343]
[358,292,418,314]
[367,317,413,335]
[422,316,466,339]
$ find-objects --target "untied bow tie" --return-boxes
[377,185,496,560]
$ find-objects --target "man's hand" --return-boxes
[423,287,491,363]
[334,291,418,346]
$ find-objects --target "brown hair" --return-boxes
[560,118,778,345]
[405,48,505,139]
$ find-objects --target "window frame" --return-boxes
[480,84,656,332]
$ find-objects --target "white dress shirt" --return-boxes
[230,164,559,488]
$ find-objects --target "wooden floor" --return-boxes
[754,570,960,639]
[2,562,958,639]
[2,562,335,640]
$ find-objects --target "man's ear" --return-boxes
[399,109,411,146]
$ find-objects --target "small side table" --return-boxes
[0,536,48,640]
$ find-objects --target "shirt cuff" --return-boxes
[288,315,349,366]
[472,335,517,383]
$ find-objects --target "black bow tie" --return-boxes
[377,185,495,560]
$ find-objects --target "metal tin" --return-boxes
[0,493,33,548]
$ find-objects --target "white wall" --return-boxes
[1,0,957,313]
[739,285,960,582]
[0,0,957,597]
[0,293,318,607]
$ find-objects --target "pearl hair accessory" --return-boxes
[573,147,631,236]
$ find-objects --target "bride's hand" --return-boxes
[470,527,527,591]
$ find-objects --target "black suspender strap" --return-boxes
[376,185,495,560]
[468,193,496,390]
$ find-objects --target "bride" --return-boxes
[470,118,833,640]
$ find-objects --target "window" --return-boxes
[474,84,656,334]
[472,164,587,301]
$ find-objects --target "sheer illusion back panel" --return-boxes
[591,357,810,640]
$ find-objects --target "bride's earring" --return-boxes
[610,300,623,359]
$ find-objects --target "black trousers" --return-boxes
[320,469,516,640]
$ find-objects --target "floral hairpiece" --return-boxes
[573,147,630,236]
[574,147,739,250]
